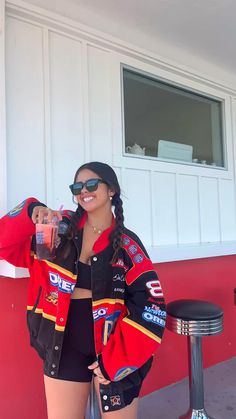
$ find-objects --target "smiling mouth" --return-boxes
[82,196,94,203]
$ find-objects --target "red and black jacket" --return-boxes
[0,198,166,411]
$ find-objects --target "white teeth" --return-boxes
[83,196,94,202]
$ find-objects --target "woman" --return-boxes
[0,161,166,419]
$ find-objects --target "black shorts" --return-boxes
[45,298,142,406]
[57,298,96,382]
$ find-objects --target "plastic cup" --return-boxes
[35,217,59,260]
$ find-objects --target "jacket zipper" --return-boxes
[32,286,42,312]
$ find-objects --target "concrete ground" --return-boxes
[138,357,236,419]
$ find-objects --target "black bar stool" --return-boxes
[166,299,223,419]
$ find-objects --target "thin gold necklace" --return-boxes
[86,221,103,235]
[91,225,102,235]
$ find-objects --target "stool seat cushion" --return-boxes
[167,299,223,321]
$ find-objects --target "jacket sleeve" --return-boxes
[98,232,166,382]
[0,197,41,268]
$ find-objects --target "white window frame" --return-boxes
[122,65,226,170]
[112,55,234,182]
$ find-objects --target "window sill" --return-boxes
[1,242,236,277]
[113,154,232,180]
[124,152,225,170]
[148,241,236,264]
[0,260,29,278]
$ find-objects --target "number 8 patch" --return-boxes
[146,280,163,298]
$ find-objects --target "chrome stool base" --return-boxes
[166,300,223,419]
[179,408,213,419]
[90,378,101,419]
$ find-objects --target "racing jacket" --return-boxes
[0,197,166,412]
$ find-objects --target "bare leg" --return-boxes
[44,375,91,419]
[94,377,139,419]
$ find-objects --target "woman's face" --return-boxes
[75,168,113,213]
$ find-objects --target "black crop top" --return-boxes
[75,260,91,290]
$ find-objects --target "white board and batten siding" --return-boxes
[0,0,7,214]
[1,2,236,278]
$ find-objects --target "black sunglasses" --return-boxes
[69,178,108,195]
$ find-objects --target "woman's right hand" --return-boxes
[31,206,63,224]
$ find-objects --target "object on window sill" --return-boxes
[126,143,146,155]
[157,140,193,162]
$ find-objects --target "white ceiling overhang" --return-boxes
[8,0,236,83]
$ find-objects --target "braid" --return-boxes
[110,195,125,264]
[66,204,84,241]
[60,205,84,259]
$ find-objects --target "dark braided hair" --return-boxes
[109,194,124,264]
[65,162,125,263]
[60,204,84,259]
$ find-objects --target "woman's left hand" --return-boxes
[88,361,111,385]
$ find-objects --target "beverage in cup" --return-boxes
[35,217,59,260]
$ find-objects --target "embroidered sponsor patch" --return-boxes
[122,235,145,265]
[133,253,143,263]
[114,366,137,381]
[150,303,160,311]
[114,287,125,293]
[49,272,75,294]
[45,291,58,305]
[102,310,121,345]
[128,244,137,255]
[122,237,130,245]
[113,273,125,282]
[146,280,164,298]
[144,305,166,318]
[110,395,121,406]
[93,307,107,321]
[112,259,129,271]
[142,310,166,327]
[8,200,26,217]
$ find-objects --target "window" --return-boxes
[123,68,225,167]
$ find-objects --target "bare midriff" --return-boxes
[71,288,92,299]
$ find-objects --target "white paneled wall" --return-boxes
[48,32,84,209]
[87,45,113,163]
[6,18,46,206]
[151,172,178,246]
[199,177,220,242]
[0,0,7,214]
[3,10,236,263]
[219,179,236,241]
[177,175,200,244]
[122,168,152,245]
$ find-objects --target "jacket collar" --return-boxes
[78,212,115,254]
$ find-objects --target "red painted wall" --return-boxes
[0,255,236,418]
[142,255,236,396]
[0,276,47,419]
